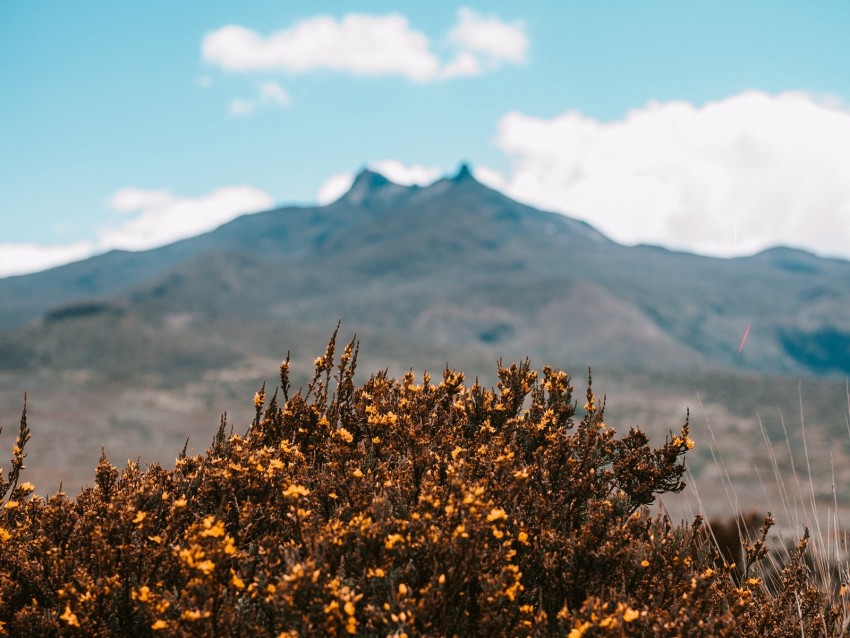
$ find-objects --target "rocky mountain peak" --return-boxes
[341,168,412,207]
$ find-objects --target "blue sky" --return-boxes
[2,1,849,276]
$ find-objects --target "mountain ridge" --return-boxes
[2,165,850,379]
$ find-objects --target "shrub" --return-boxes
[0,332,844,636]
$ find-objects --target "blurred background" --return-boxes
[1,2,850,529]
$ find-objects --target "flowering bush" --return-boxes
[0,332,843,636]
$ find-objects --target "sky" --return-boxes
[1,1,849,277]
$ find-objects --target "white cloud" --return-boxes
[203,15,439,82]
[202,9,526,83]
[316,160,443,205]
[228,81,292,116]
[259,81,291,107]
[447,8,527,65]
[472,165,508,191]
[369,160,442,186]
[0,185,276,278]
[0,241,95,278]
[485,91,850,259]
[439,51,481,79]
[110,188,174,212]
[101,186,274,251]
[317,173,355,205]
[228,98,255,117]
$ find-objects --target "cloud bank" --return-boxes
[202,8,527,83]
[480,91,850,259]
[0,186,274,278]
[103,186,274,251]
[0,241,96,279]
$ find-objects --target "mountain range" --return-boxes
[2,164,850,500]
[3,163,850,378]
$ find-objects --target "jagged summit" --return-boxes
[453,162,474,181]
[341,168,410,206]
[351,168,392,190]
[339,164,484,207]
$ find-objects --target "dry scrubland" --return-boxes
[0,333,848,636]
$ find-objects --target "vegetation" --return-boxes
[0,332,845,636]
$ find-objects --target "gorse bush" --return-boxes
[0,331,844,636]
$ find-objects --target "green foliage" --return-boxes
[0,333,843,636]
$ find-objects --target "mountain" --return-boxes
[3,164,850,378]
[3,164,850,498]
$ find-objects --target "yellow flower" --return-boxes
[152,619,168,630]
[336,427,354,443]
[60,605,80,627]
[173,498,188,509]
[346,616,357,634]
[283,484,311,498]
[747,577,762,586]
[0,527,11,542]
[671,434,696,450]
[641,560,650,567]
[19,482,35,493]
[623,607,640,622]
[133,511,146,524]
[3,501,18,510]
[398,583,408,596]
[385,534,405,549]
[344,601,355,616]
[352,468,364,478]
[486,507,507,522]
[201,516,225,537]
[182,609,210,621]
